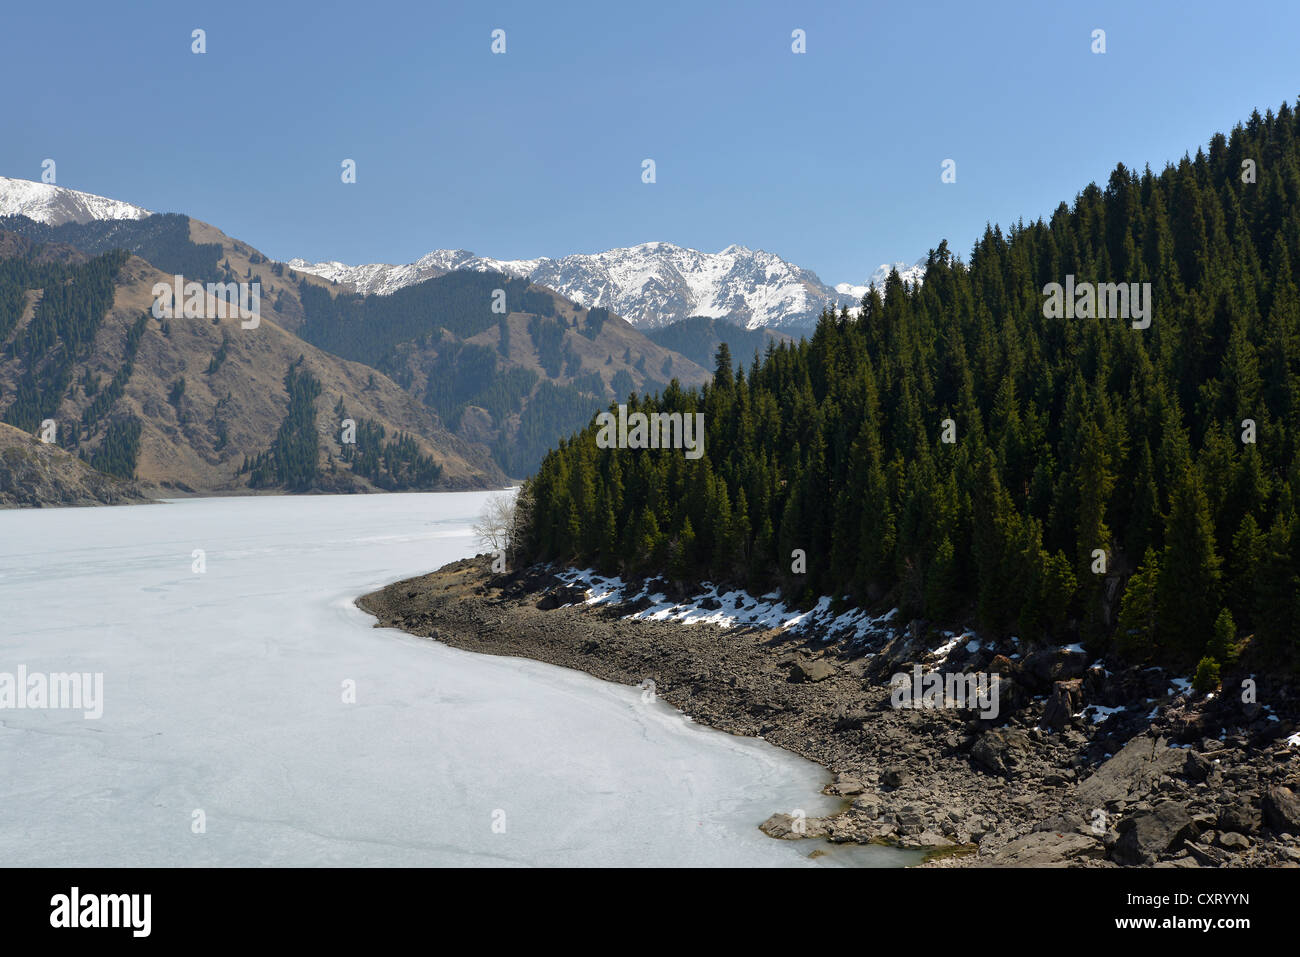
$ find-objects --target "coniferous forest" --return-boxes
[246,360,324,492]
[520,103,1300,674]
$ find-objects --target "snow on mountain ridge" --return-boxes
[289,242,913,330]
[0,175,151,226]
[0,174,924,331]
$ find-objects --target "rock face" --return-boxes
[985,831,1105,867]
[790,658,836,683]
[1075,735,1185,808]
[760,812,827,840]
[0,423,150,507]
[971,729,1031,777]
[1263,787,1300,835]
[535,584,589,610]
[1114,803,1197,865]
[1020,648,1090,692]
[1218,798,1261,835]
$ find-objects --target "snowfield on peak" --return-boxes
[0,176,152,226]
[286,249,542,296]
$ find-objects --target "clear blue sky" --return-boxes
[4,0,1299,284]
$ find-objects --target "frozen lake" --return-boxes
[0,493,914,867]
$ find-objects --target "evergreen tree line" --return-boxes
[85,416,143,480]
[334,398,443,490]
[246,359,322,491]
[0,214,222,283]
[527,315,566,376]
[1,248,129,441]
[520,102,1300,673]
[81,313,150,432]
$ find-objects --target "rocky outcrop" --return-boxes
[983,830,1105,866]
[971,729,1032,777]
[1041,679,1085,730]
[1113,802,1197,865]
[1263,787,1300,835]
[0,423,151,507]
[1075,734,1186,808]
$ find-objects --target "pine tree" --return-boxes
[1158,466,1223,659]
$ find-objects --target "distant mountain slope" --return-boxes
[644,316,791,371]
[0,176,803,479]
[0,210,337,333]
[289,248,543,298]
[0,175,923,334]
[0,198,710,480]
[290,242,906,331]
[0,235,505,495]
[295,270,711,476]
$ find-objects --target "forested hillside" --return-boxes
[0,212,223,283]
[521,103,1300,675]
[0,243,143,475]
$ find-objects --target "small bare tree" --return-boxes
[473,486,532,569]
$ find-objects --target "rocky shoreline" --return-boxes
[358,558,1300,867]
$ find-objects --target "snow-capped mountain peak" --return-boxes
[289,241,907,330]
[0,175,152,226]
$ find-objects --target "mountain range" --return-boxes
[0,174,924,501]
[290,243,924,331]
[1,175,918,333]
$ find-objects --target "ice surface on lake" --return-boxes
[0,494,914,867]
